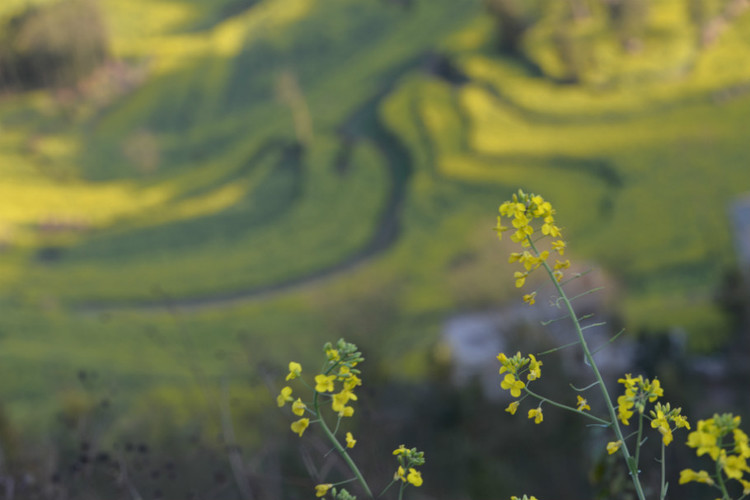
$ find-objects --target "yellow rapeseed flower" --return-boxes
[618,373,641,386]
[394,465,406,481]
[332,390,357,413]
[501,373,525,398]
[495,217,509,240]
[512,214,530,229]
[719,450,750,480]
[277,386,293,407]
[338,406,354,417]
[523,292,536,305]
[735,429,750,458]
[645,378,664,402]
[607,441,622,455]
[315,483,333,497]
[511,226,533,244]
[346,432,356,448]
[292,398,306,416]
[518,251,534,270]
[576,395,591,412]
[499,201,525,219]
[687,419,721,460]
[527,354,542,381]
[506,401,520,415]
[651,409,673,445]
[553,260,570,270]
[528,407,543,424]
[674,414,690,430]
[343,374,362,391]
[617,394,634,425]
[286,362,302,381]
[315,374,336,393]
[542,224,561,238]
[678,469,714,485]
[514,271,528,288]
[393,445,408,456]
[291,418,310,437]
[497,352,509,368]
[407,468,423,487]
[740,478,750,495]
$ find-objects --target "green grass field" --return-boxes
[1,0,750,439]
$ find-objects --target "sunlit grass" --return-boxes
[378,12,750,335]
[106,0,315,71]
[14,138,389,303]
[458,7,750,118]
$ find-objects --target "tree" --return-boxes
[0,0,109,90]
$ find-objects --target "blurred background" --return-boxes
[0,0,749,498]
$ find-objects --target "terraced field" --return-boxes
[1,0,750,443]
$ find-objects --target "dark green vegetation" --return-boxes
[1,0,750,498]
[0,0,109,89]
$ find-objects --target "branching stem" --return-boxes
[528,237,647,500]
[313,391,373,498]
[524,386,610,425]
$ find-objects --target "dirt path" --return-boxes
[77,96,413,315]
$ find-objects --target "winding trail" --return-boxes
[77,95,413,314]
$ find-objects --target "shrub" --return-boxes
[0,0,109,90]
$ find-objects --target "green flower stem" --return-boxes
[659,442,667,500]
[333,415,343,435]
[715,457,730,500]
[523,387,610,426]
[378,479,397,497]
[334,478,359,487]
[530,239,647,500]
[313,391,373,498]
[635,412,644,472]
[397,482,406,500]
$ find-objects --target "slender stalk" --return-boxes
[715,456,730,500]
[659,442,667,500]
[523,387,610,425]
[529,238,648,500]
[635,412,644,472]
[313,392,373,498]
[379,479,397,497]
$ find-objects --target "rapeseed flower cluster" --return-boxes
[279,339,428,499]
[495,189,569,301]
[611,374,689,456]
[497,351,543,422]
[393,445,425,488]
[649,402,690,446]
[681,413,750,495]
[277,339,363,438]
[616,373,664,426]
[510,496,538,500]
